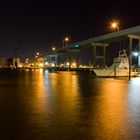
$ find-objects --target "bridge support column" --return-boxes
[128,34,140,79]
[92,43,108,69]
[138,39,140,67]
[103,46,106,66]
[93,45,96,68]
[128,37,132,80]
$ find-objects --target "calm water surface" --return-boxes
[0,69,140,140]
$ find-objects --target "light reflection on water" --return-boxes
[0,70,140,139]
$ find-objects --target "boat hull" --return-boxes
[93,69,138,77]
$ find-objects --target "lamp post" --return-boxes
[111,21,119,32]
[36,52,40,56]
[133,52,139,57]
[26,58,29,63]
[63,37,69,47]
[133,51,139,67]
[35,52,40,58]
[110,21,120,78]
[52,47,56,51]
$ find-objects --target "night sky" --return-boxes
[0,0,140,59]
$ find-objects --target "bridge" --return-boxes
[39,25,140,78]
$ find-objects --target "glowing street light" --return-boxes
[36,52,40,56]
[132,51,140,67]
[52,47,56,51]
[63,37,70,47]
[35,52,40,59]
[65,37,69,42]
[66,62,70,66]
[111,21,119,31]
[38,63,44,67]
[71,62,77,68]
[133,51,139,57]
[26,58,29,63]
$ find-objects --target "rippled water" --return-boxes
[0,69,140,140]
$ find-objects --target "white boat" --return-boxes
[93,50,138,77]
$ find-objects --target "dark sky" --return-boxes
[0,0,140,58]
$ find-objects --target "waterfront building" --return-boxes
[0,57,21,68]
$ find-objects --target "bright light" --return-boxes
[111,21,119,31]
[66,62,70,66]
[133,52,139,56]
[112,22,117,28]
[19,64,23,68]
[52,47,56,51]
[75,44,79,48]
[45,61,48,65]
[63,37,70,47]
[51,63,55,67]
[71,62,77,68]
[36,52,40,55]
[72,63,76,66]
[39,63,44,67]
[60,64,64,67]
[65,37,69,41]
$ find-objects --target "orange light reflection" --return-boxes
[91,79,131,139]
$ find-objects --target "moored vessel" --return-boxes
[93,50,138,77]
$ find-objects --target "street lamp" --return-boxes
[132,51,139,67]
[35,52,40,58]
[65,37,69,41]
[133,51,139,57]
[52,47,56,51]
[36,52,40,56]
[111,21,119,31]
[26,58,29,63]
[63,37,69,47]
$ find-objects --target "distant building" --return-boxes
[45,54,58,67]
[0,58,7,68]
[13,58,20,68]
[7,58,21,68]
[0,57,21,68]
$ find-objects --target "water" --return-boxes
[0,69,140,140]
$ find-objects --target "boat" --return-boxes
[93,50,138,77]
